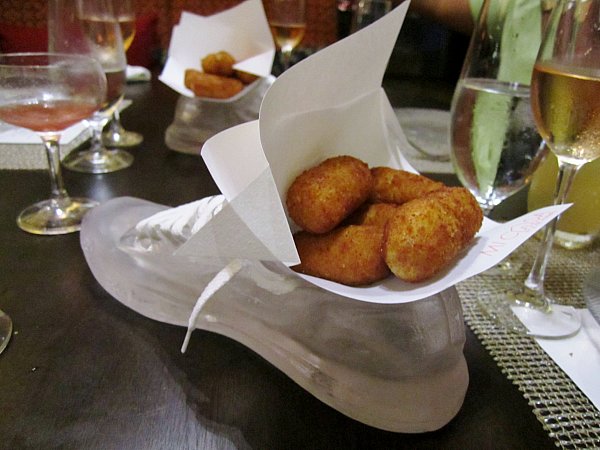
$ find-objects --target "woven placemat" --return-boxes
[0,129,91,170]
[458,238,600,449]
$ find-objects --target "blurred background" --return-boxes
[0,0,469,108]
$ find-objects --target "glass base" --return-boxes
[63,149,134,174]
[17,197,99,235]
[103,129,143,148]
[0,309,12,355]
[532,226,599,250]
[482,256,523,277]
[478,293,581,338]
[584,270,600,326]
[553,229,598,250]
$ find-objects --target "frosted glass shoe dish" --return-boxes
[80,196,468,433]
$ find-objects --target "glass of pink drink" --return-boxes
[0,53,106,234]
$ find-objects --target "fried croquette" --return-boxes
[201,51,236,77]
[383,187,482,283]
[286,155,373,234]
[234,70,259,84]
[369,167,445,204]
[345,202,400,227]
[184,69,202,90]
[184,69,244,99]
[292,225,390,286]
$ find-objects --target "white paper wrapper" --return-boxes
[171,2,570,304]
[159,0,275,101]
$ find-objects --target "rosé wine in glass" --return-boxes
[0,52,106,234]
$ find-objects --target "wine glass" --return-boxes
[49,0,134,173]
[485,0,600,338]
[102,0,143,148]
[0,53,106,234]
[352,0,392,31]
[264,0,306,72]
[450,0,547,273]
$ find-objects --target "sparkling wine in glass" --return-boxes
[103,0,143,148]
[264,0,306,72]
[49,0,134,173]
[118,11,136,51]
[0,53,106,234]
[487,0,600,338]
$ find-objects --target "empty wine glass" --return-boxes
[0,53,106,234]
[264,0,306,72]
[485,0,600,338]
[49,0,134,173]
[102,0,143,148]
[450,0,546,274]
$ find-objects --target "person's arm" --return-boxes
[406,0,476,35]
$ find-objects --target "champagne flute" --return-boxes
[264,0,306,72]
[486,0,600,338]
[450,0,547,274]
[102,0,143,148]
[50,0,134,173]
[0,53,106,234]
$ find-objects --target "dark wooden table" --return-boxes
[0,74,555,449]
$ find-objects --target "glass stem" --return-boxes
[88,116,109,156]
[480,202,495,218]
[109,107,124,135]
[524,160,580,297]
[41,136,69,204]
[280,48,292,71]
